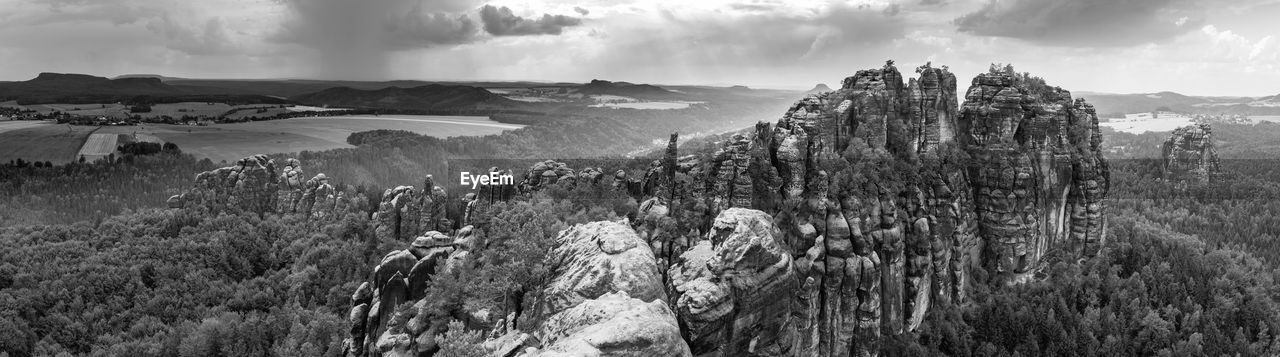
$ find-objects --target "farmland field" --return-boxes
[1098,113,1195,134]
[0,121,97,164]
[1,101,308,119]
[77,133,120,162]
[97,115,523,163]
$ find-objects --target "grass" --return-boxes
[0,121,97,164]
[96,115,523,163]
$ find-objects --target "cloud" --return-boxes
[553,1,910,86]
[479,5,582,36]
[574,6,589,16]
[954,0,1205,47]
[271,0,483,79]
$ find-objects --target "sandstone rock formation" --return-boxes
[670,208,797,355]
[372,176,452,242]
[1162,123,1221,183]
[171,155,364,221]
[339,61,1110,357]
[342,228,475,357]
[959,69,1109,283]
[347,220,691,357]
[508,221,689,356]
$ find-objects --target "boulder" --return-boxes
[531,292,690,357]
[538,221,666,317]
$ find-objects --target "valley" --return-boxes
[94,115,522,163]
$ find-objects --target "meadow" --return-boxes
[0,121,96,164]
[97,115,523,163]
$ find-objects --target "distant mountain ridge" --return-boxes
[289,84,517,111]
[0,73,283,105]
[576,79,680,100]
[1077,91,1280,117]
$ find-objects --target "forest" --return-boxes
[885,155,1280,355]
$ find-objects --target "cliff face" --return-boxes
[1162,123,1221,183]
[959,72,1109,284]
[180,62,1110,357]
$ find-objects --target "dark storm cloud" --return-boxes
[955,0,1205,47]
[271,0,482,79]
[479,5,582,36]
[592,2,907,73]
[574,6,589,16]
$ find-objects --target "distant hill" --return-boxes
[1077,91,1280,117]
[0,73,285,105]
[290,84,517,111]
[112,74,187,81]
[806,83,833,95]
[164,79,583,98]
[576,79,680,100]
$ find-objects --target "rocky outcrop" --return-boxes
[906,63,959,154]
[649,62,1104,355]
[670,208,797,355]
[181,155,278,214]
[958,70,1109,284]
[372,176,452,242]
[339,61,1109,357]
[534,221,667,317]
[342,228,475,357]
[350,220,691,357]
[507,221,690,356]
[1162,123,1221,183]
[171,155,364,221]
[526,291,688,356]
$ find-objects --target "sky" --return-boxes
[0,0,1277,96]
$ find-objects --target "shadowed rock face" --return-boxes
[959,72,1109,284]
[334,61,1109,357]
[1163,123,1221,183]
